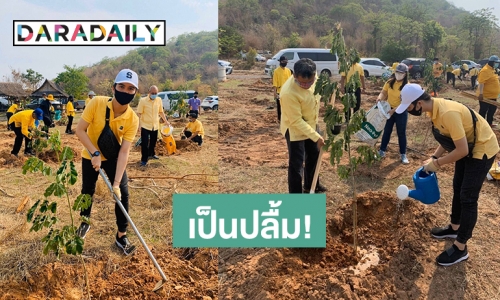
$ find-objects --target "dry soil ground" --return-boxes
[218,64,500,300]
[0,108,219,299]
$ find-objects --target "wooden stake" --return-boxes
[15,196,30,213]
[460,91,500,108]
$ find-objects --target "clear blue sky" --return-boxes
[0,0,218,80]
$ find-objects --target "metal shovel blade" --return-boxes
[153,279,166,292]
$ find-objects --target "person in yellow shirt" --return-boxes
[181,112,204,146]
[477,55,500,126]
[136,85,169,166]
[468,67,479,90]
[396,83,499,266]
[340,56,366,122]
[6,99,22,131]
[84,91,95,109]
[9,108,43,157]
[376,63,410,164]
[273,55,292,122]
[75,69,140,256]
[460,62,469,80]
[445,64,454,85]
[451,68,461,87]
[280,58,326,194]
[433,58,443,78]
[65,96,76,134]
[391,62,399,72]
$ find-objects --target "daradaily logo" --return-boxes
[14,20,166,46]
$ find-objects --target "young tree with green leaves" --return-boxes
[55,65,89,99]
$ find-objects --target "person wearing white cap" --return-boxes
[75,69,140,255]
[84,90,96,110]
[477,55,500,126]
[376,63,410,164]
[396,83,499,266]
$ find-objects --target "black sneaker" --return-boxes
[436,244,469,266]
[76,222,91,239]
[431,224,458,239]
[303,184,328,194]
[115,234,136,256]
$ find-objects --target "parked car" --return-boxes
[25,98,63,111]
[74,100,86,110]
[201,96,219,111]
[265,48,339,77]
[255,54,266,62]
[451,60,481,71]
[401,58,426,79]
[219,60,233,75]
[0,97,9,112]
[476,58,489,68]
[158,90,196,111]
[359,58,391,77]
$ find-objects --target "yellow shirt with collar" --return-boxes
[469,68,479,77]
[430,98,498,159]
[382,80,403,108]
[341,63,364,82]
[9,109,36,137]
[476,64,500,99]
[137,95,164,131]
[81,96,139,161]
[185,119,204,138]
[280,76,321,142]
[7,103,19,114]
[66,101,75,117]
[273,66,292,94]
[452,69,461,76]
[433,62,443,77]
[462,63,469,71]
[85,97,94,107]
[446,65,453,73]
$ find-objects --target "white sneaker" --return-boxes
[401,154,409,164]
[378,150,386,158]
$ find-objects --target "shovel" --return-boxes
[310,146,324,194]
[88,150,168,292]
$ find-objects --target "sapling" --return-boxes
[24,146,92,299]
[314,25,379,254]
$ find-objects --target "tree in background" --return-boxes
[21,69,44,92]
[219,26,244,58]
[55,65,89,99]
[284,32,301,48]
[423,21,446,55]
[461,8,499,59]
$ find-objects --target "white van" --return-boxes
[265,48,339,77]
[158,90,196,111]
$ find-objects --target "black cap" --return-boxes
[189,113,198,118]
[68,95,74,100]
[194,91,198,95]
[434,57,439,61]
[279,55,287,61]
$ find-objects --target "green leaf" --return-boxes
[44,183,57,198]
[48,202,57,214]
[61,146,74,161]
[27,199,41,222]
[73,194,92,211]
[69,161,78,185]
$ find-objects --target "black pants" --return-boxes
[140,127,158,163]
[66,116,74,133]
[451,154,494,244]
[285,129,320,193]
[81,158,129,233]
[276,95,281,122]
[446,72,453,84]
[479,100,497,125]
[6,112,13,130]
[470,75,477,89]
[345,87,361,122]
[42,116,52,133]
[184,130,203,146]
[11,126,31,155]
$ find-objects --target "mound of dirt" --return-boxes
[0,248,217,300]
[220,191,436,299]
[176,140,201,152]
[0,150,26,167]
[37,147,79,163]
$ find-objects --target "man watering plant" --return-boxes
[75,69,140,255]
[395,83,499,266]
[280,58,326,194]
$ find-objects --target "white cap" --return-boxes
[114,69,139,89]
[88,91,95,96]
[395,83,425,114]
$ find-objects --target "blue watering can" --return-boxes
[396,167,440,204]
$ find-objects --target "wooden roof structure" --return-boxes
[31,79,68,98]
[0,82,29,98]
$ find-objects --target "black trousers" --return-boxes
[470,76,477,89]
[6,112,13,130]
[42,116,52,133]
[66,116,73,133]
[451,154,494,244]
[345,87,361,122]
[276,95,281,122]
[446,72,453,84]
[81,158,129,233]
[11,126,31,155]
[285,129,320,193]
[140,127,158,163]
[184,130,203,146]
[479,100,497,125]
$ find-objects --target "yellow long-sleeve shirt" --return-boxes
[8,110,36,137]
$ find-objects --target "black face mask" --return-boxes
[114,89,135,105]
[280,62,287,67]
[408,101,422,116]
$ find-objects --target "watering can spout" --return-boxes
[408,189,425,202]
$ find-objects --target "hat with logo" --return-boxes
[114,69,139,89]
[395,83,425,114]
[34,108,44,120]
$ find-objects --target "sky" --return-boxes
[0,0,218,81]
[449,0,499,24]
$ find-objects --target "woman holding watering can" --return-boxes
[376,63,410,164]
[395,83,499,266]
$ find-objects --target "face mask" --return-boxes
[408,101,422,116]
[395,73,405,81]
[495,63,499,69]
[150,94,157,100]
[280,62,287,67]
[434,61,438,64]
[114,89,135,105]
